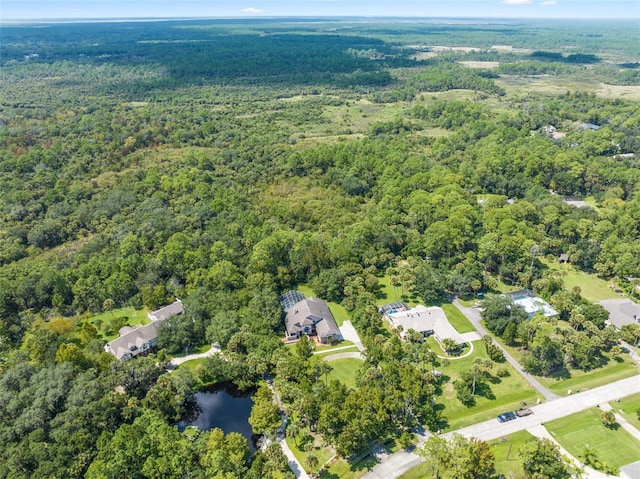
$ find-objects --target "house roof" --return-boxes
[285,297,340,340]
[597,299,640,329]
[105,320,164,360]
[505,290,558,318]
[388,305,466,345]
[620,460,640,479]
[147,300,184,322]
[279,290,306,310]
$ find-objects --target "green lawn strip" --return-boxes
[435,341,538,430]
[536,354,639,395]
[177,357,208,373]
[320,455,378,479]
[328,301,350,326]
[82,306,150,341]
[612,393,640,429]
[546,408,640,470]
[375,274,400,306]
[539,258,618,302]
[315,346,360,356]
[286,435,335,476]
[326,358,363,389]
[397,464,428,479]
[440,303,476,333]
[489,429,535,477]
[489,329,638,396]
[314,340,356,352]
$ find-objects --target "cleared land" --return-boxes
[546,408,640,470]
[540,258,618,302]
[83,306,150,342]
[326,358,363,389]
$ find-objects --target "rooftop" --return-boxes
[148,300,184,322]
[387,304,466,345]
[597,299,640,329]
[504,290,558,318]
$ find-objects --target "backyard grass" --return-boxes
[315,345,360,356]
[287,434,335,477]
[540,258,618,302]
[314,340,356,352]
[82,306,149,341]
[326,358,363,389]
[546,408,640,470]
[489,430,535,477]
[612,392,640,430]
[435,340,539,431]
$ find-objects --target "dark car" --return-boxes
[497,412,517,423]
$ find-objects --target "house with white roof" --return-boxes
[385,304,466,347]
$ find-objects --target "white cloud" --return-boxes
[502,0,533,4]
[242,7,264,13]
[541,0,558,5]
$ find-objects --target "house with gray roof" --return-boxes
[385,304,466,346]
[598,299,640,329]
[105,300,184,360]
[147,299,184,322]
[284,297,341,344]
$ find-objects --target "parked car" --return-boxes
[516,408,533,417]
[497,412,517,423]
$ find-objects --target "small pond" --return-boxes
[178,382,258,452]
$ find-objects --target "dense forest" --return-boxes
[1,18,640,479]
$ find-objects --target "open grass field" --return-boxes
[326,358,363,390]
[489,429,535,477]
[612,393,640,430]
[546,408,640,470]
[436,340,538,430]
[539,258,618,302]
[83,306,150,341]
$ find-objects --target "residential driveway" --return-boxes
[461,331,482,342]
[168,343,221,367]
[453,299,559,401]
[362,374,640,479]
[339,321,365,352]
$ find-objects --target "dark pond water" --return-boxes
[178,382,258,452]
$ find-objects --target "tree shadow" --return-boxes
[475,381,496,401]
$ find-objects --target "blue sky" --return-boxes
[2,0,638,20]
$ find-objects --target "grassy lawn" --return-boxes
[612,393,640,429]
[326,358,363,389]
[491,333,639,396]
[546,408,640,470]
[441,303,476,333]
[536,355,639,395]
[436,341,539,431]
[177,357,208,373]
[83,306,149,341]
[286,435,335,477]
[314,340,355,352]
[489,430,535,478]
[315,346,360,356]
[398,430,535,479]
[540,258,618,302]
[319,455,378,479]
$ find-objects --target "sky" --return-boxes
[2,0,639,20]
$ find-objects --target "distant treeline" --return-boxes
[531,51,600,64]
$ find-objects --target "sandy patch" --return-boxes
[459,61,500,69]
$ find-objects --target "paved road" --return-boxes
[452,299,559,401]
[361,374,640,479]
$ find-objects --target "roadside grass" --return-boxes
[490,331,639,396]
[397,464,428,479]
[539,258,618,302]
[612,393,640,430]
[546,408,640,470]
[319,438,404,479]
[436,341,539,431]
[326,358,363,389]
[489,430,535,477]
[82,306,149,342]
